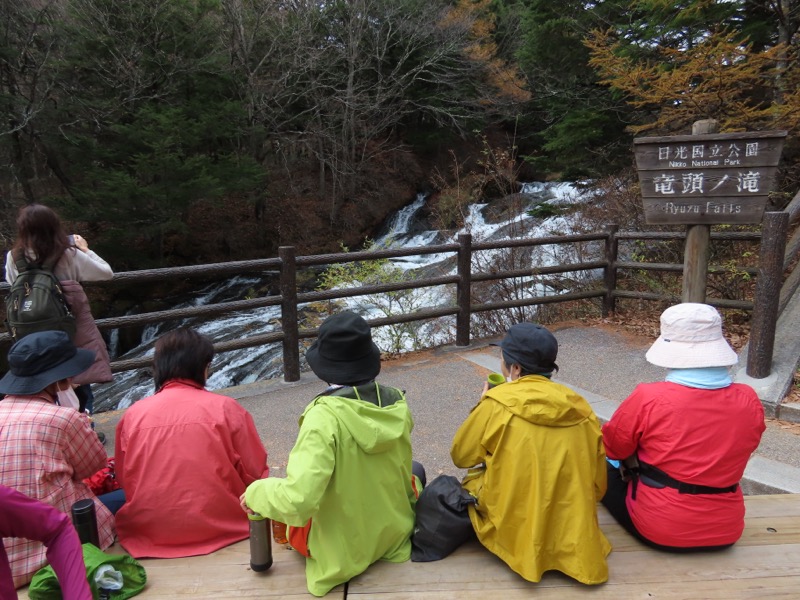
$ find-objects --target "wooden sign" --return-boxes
[634,130,786,224]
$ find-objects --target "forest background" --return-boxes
[1,0,799,274]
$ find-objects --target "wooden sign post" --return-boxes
[634,126,786,302]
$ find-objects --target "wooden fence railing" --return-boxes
[2,219,794,382]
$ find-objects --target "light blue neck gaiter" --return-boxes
[665,366,732,389]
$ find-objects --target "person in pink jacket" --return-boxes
[0,485,91,599]
[114,327,269,558]
[602,303,765,550]
[5,203,114,417]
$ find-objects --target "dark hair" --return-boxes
[14,204,72,265]
[502,350,559,377]
[153,328,214,390]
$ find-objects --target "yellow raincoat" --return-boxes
[450,374,611,584]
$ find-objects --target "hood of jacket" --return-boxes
[300,391,412,455]
[483,374,594,427]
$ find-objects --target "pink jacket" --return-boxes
[115,380,269,558]
[0,485,92,597]
[61,280,112,385]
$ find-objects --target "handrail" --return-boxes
[0,227,774,382]
[295,243,461,266]
[471,232,608,250]
[615,231,761,241]
[779,189,800,313]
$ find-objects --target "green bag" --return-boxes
[5,249,76,342]
[28,544,147,600]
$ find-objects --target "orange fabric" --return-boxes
[411,474,420,499]
[284,474,419,559]
[289,519,312,557]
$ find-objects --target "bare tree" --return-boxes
[0,0,65,203]
[220,0,506,223]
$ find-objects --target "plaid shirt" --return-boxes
[0,396,114,588]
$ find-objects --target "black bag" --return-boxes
[411,474,477,562]
[5,249,76,342]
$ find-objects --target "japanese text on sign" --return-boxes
[633,130,786,225]
[652,171,762,195]
[651,141,763,197]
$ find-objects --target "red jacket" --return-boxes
[602,381,765,547]
[115,380,269,558]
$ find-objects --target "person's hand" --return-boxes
[239,492,255,515]
[72,234,89,252]
[481,381,489,397]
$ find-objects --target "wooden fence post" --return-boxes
[456,233,472,346]
[603,225,619,316]
[279,245,300,382]
[747,211,789,378]
[682,225,711,302]
[682,119,719,303]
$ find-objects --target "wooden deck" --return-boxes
[18,494,800,599]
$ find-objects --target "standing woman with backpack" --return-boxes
[4,204,113,415]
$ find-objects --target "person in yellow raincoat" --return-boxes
[450,323,611,585]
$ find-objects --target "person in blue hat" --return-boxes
[0,330,114,588]
[451,322,610,585]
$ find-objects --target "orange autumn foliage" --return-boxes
[443,0,530,105]
[585,29,800,136]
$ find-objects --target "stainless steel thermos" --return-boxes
[248,513,273,572]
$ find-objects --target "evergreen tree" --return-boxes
[586,0,800,191]
[585,0,800,134]
[0,0,66,205]
[503,0,635,178]
[48,0,264,265]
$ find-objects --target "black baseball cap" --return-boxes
[492,323,559,376]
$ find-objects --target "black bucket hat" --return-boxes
[493,323,559,376]
[0,330,95,395]
[306,311,381,385]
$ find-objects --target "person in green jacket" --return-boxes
[241,311,421,597]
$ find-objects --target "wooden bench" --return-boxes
[19,494,800,599]
[18,538,342,599]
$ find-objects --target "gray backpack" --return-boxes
[5,249,76,341]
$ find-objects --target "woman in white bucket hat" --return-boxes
[601,303,765,550]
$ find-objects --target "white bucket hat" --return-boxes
[645,303,738,369]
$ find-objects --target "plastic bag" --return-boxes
[95,565,124,599]
[411,474,477,562]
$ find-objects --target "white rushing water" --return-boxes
[93,182,597,411]
[361,181,598,350]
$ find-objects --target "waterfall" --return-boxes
[93,275,283,412]
[93,182,593,412]
[374,192,427,247]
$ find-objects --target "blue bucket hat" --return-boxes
[0,331,95,395]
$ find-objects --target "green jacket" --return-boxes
[29,543,146,600]
[245,383,417,597]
